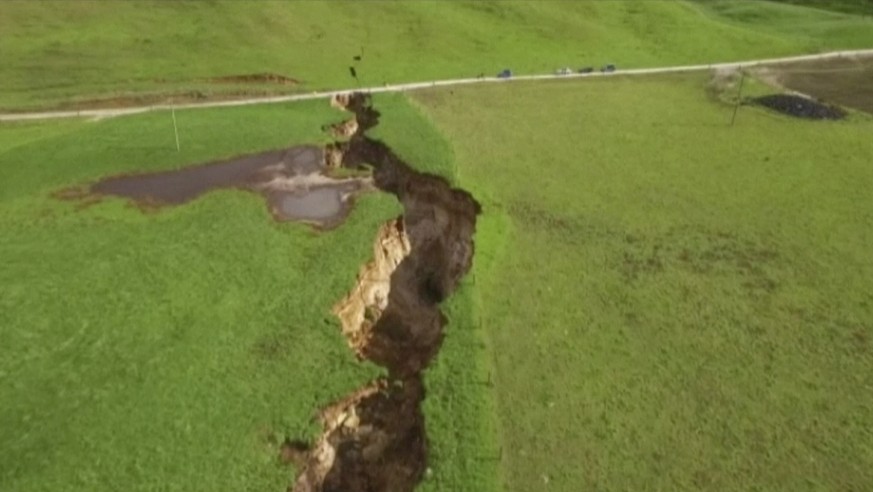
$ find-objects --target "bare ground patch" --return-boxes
[755,55,873,114]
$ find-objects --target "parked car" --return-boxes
[601,64,616,73]
[497,69,513,79]
[578,66,594,74]
[555,67,573,75]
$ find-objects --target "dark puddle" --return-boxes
[288,94,480,492]
[752,94,846,120]
[66,145,371,228]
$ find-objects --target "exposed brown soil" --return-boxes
[289,378,426,492]
[619,226,779,298]
[753,94,846,120]
[323,144,345,169]
[288,93,480,492]
[206,73,299,86]
[327,95,480,377]
[50,185,105,211]
[333,218,412,359]
[323,119,360,139]
[58,145,373,228]
[757,55,873,114]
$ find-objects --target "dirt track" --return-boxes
[3,49,872,122]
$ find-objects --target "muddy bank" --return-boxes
[329,93,480,377]
[288,378,426,492]
[67,145,372,228]
[753,94,846,120]
[333,141,479,375]
[333,218,412,360]
[289,94,479,491]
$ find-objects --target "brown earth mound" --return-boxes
[323,119,360,139]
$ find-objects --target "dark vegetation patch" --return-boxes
[787,306,872,354]
[620,227,779,295]
[205,73,299,85]
[768,0,873,16]
[753,94,846,120]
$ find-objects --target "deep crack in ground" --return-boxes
[54,92,479,491]
[287,93,480,492]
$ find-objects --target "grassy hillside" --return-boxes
[769,0,873,16]
[0,101,379,491]
[413,74,873,491]
[0,95,498,491]
[693,0,873,43]
[2,0,873,110]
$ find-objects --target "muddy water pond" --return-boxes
[85,145,370,228]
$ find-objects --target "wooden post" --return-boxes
[730,71,746,127]
[172,106,180,152]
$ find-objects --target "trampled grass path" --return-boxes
[2,48,872,123]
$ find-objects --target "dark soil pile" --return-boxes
[753,94,846,120]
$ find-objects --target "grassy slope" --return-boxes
[0,102,401,491]
[693,0,873,43]
[413,75,873,491]
[2,1,873,110]
[0,93,498,491]
[768,0,873,16]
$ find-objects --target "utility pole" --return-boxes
[172,106,180,151]
[730,71,746,127]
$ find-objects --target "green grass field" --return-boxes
[3,1,873,491]
[2,0,873,111]
[0,95,499,491]
[412,74,873,491]
[768,0,873,16]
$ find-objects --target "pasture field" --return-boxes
[0,94,498,491]
[413,73,873,491]
[3,1,873,491]
[765,0,873,16]
[2,1,873,111]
